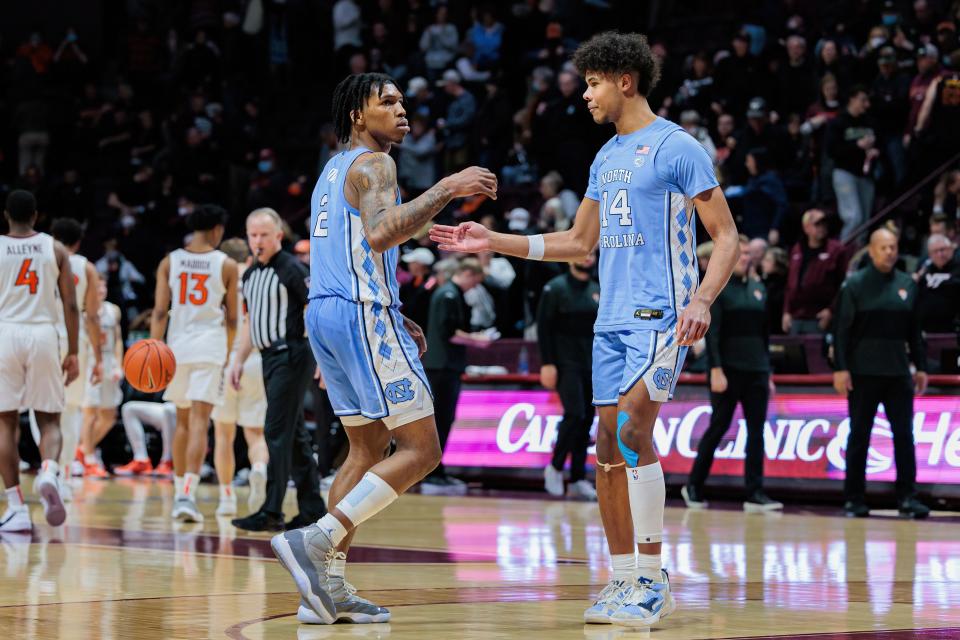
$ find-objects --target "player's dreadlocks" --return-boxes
[572,31,661,96]
[332,73,400,144]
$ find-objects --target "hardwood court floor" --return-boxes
[1,476,959,639]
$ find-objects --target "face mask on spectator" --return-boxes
[258,160,273,173]
[870,36,886,49]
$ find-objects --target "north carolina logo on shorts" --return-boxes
[652,367,673,391]
[384,378,415,404]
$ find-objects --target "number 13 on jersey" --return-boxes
[600,189,632,227]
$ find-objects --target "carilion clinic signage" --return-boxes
[443,390,960,485]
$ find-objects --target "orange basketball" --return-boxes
[123,339,176,393]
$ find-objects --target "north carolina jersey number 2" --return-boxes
[313,194,329,238]
[600,189,632,227]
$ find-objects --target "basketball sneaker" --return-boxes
[248,467,267,511]
[115,459,154,476]
[153,460,174,477]
[34,468,66,526]
[217,493,238,516]
[544,465,565,497]
[681,484,708,509]
[84,462,109,479]
[743,491,783,513]
[609,570,677,628]
[0,505,31,532]
[172,496,204,523]
[271,524,337,624]
[583,579,632,623]
[567,479,597,501]
[297,582,391,624]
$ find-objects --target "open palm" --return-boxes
[429,222,491,254]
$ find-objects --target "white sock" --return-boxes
[316,514,349,546]
[626,461,665,545]
[121,403,150,461]
[5,486,24,507]
[611,553,635,583]
[161,403,177,462]
[59,405,81,469]
[174,475,184,496]
[183,472,200,499]
[219,484,233,500]
[252,462,267,476]
[336,472,398,527]
[41,459,60,476]
[636,553,662,582]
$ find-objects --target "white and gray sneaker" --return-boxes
[544,465,565,497]
[583,579,632,623]
[567,479,598,501]
[610,569,677,628]
[216,493,238,516]
[0,505,31,532]
[248,468,267,511]
[172,496,204,523]
[297,578,391,624]
[271,524,338,624]
[35,470,66,526]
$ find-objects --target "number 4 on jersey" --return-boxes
[15,258,39,294]
[600,189,632,227]
[313,194,329,238]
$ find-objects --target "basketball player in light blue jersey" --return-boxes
[270,72,497,625]
[431,33,740,628]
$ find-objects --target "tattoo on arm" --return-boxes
[355,153,452,251]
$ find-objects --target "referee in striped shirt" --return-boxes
[229,208,325,531]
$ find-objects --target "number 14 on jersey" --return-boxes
[600,189,632,227]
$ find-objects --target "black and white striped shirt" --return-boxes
[242,250,309,350]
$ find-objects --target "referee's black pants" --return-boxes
[845,374,916,503]
[550,366,593,482]
[260,339,326,520]
[425,368,462,479]
[688,369,769,496]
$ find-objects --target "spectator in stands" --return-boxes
[777,34,816,118]
[725,97,790,185]
[815,38,853,88]
[905,44,942,148]
[715,33,760,121]
[783,209,850,334]
[16,29,54,74]
[680,111,717,163]
[420,4,459,79]
[713,112,736,170]
[400,247,437,333]
[397,115,438,196]
[674,52,715,117]
[761,247,789,335]
[728,148,788,244]
[436,70,476,173]
[871,47,911,186]
[826,86,878,241]
[333,0,363,53]
[915,234,960,334]
[467,5,504,69]
[802,73,842,200]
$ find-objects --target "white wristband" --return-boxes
[527,234,545,261]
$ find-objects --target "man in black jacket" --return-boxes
[825,86,879,241]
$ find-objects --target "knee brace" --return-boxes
[616,411,640,468]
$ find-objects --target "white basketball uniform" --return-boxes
[212,270,266,427]
[58,253,90,407]
[0,233,66,412]
[83,301,123,409]
[163,249,228,408]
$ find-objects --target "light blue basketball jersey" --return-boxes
[585,117,719,332]
[309,147,402,307]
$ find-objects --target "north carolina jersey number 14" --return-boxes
[600,189,633,227]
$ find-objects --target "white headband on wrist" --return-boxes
[527,234,545,261]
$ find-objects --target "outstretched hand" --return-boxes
[429,221,491,254]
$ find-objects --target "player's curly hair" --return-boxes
[187,204,227,231]
[572,31,661,96]
[332,73,400,144]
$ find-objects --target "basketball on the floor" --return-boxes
[123,339,176,393]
